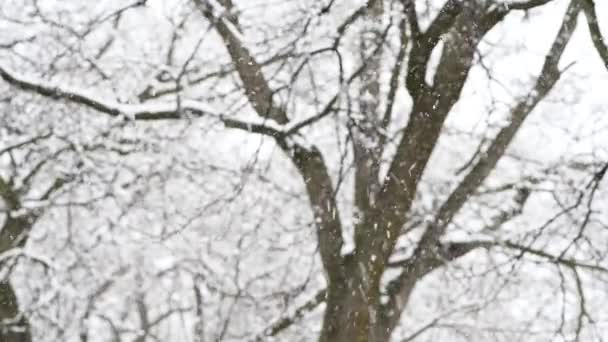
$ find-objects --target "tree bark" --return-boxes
[0,183,34,342]
[0,281,31,342]
[318,255,381,342]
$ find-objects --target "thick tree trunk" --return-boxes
[318,254,391,342]
[319,288,395,342]
[319,283,373,342]
[0,215,33,342]
[0,282,31,342]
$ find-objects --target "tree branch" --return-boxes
[382,176,530,332]
[415,0,581,255]
[276,141,346,283]
[381,239,484,332]
[405,0,464,98]
[501,240,608,274]
[254,289,326,341]
[195,0,289,124]
[361,6,509,284]
[195,3,347,281]
[0,65,284,137]
[580,0,608,70]
[503,0,557,10]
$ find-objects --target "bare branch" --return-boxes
[580,0,608,70]
[503,0,557,10]
[276,141,346,283]
[415,0,581,252]
[364,6,509,283]
[502,240,608,274]
[254,289,326,341]
[405,0,464,98]
[0,65,284,137]
[194,0,289,124]
[381,240,484,332]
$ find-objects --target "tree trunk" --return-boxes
[318,254,390,342]
[0,282,31,342]
[0,215,33,342]
[319,282,372,342]
[319,287,397,342]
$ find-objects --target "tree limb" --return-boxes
[414,0,581,256]
[254,289,326,341]
[194,0,289,124]
[404,0,464,98]
[362,5,509,286]
[0,65,284,137]
[276,141,346,283]
[580,0,608,70]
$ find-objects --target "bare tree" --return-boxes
[1,0,608,341]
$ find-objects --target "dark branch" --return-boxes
[580,0,608,70]
[0,65,284,137]
[415,0,581,252]
[405,0,464,98]
[254,289,326,341]
[195,0,289,124]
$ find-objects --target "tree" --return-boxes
[1,0,608,341]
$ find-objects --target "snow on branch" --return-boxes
[0,64,286,136]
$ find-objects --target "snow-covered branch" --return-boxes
[0,65,285,136]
